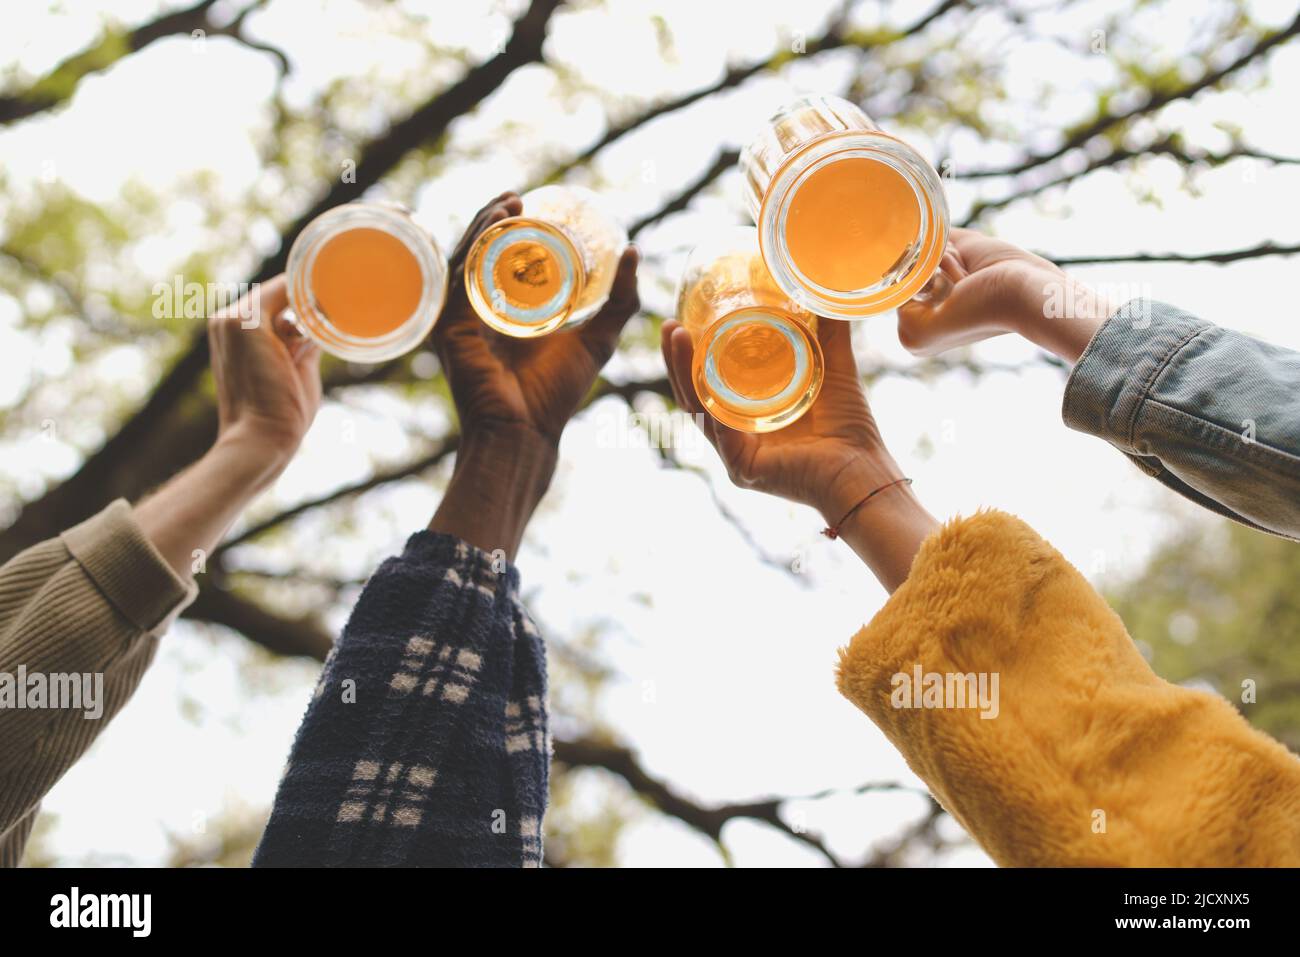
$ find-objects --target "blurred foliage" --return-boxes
[1108,520,1300,751]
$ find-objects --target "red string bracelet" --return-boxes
[821,477,913,540]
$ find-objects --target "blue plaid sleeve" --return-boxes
[252,532,549,867]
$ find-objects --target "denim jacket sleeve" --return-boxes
[1062,300,1300,540]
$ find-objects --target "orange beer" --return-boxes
[464,186,627,338]
[286,203,447,362]
[741,94,948,319]
[676,227,823,433]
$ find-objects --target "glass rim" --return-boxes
[465,215,587,338]
[691,305,823,433]
[738,93,881,221]
[756,130,949,319]
[286,202,448,363]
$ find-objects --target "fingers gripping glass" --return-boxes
[676,226,824,433]
[464,185,628,338]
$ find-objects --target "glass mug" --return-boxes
[675,226,823,433]
[740,93,949,320]
[464,185,628,338]
[285,202,449,362]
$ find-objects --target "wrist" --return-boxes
[136,430,288,581]
[208,428,294,495]
[453,425,557,494]
[813,447,909,526]
[836,485,938,593]
[1011,267,1114,364]
[430,426,558,559]
[811,447,938,593]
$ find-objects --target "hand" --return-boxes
[661,317,897,523]
[428,191,641,558]
[209,275,322,473]
[432,191,641,448]
[897,228,1113,363]
[661,316,937,592]
[137,276,322,579]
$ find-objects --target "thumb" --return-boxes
[576,245,640,367]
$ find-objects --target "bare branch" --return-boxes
[861,796,947,867]
[553,738,847,866]
[863,352,1068,384]
[0,0,220,124]
[214,435,460,558]
[654,442,809,582]
[1045,240,1300,266]
[628,150,740,239]
[214,374,675,562]
[220,1,290,76]
[539,0,965,183]
[958,9,1300,181]
[962,137,1300,226]
[556,736,948,867]
[590,376,672,404]
[186,583,333,661]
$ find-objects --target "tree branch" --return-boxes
[538,0,964,184]
[962,136,1300,226]
[1045,239,1300,266]
[653,442,809,582]
[0,0,289,125]
[555,737,950,867]
[213,435,460,557]
[628,150,740,239]
[0,0,220,124]
[958,9,1300,180]
[186,582,334,660]
[553,738,848,866]
[216,374,675,560]
[0,244,137,337]
[861,796,947,867]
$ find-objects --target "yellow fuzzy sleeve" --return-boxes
[836,510,1300,866]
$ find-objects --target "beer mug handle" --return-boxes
[279,306,312,343]
[910,267,952,307]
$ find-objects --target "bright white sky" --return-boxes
[2,0,1300,867]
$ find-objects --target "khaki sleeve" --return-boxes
[0,500,196,866]
[836,510,1300,866]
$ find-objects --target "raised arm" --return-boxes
[835,508,1300,865]
[662,311,1300,866]
[897,228,1300,539]
[0,278,321,866]
[253,193,640,867]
